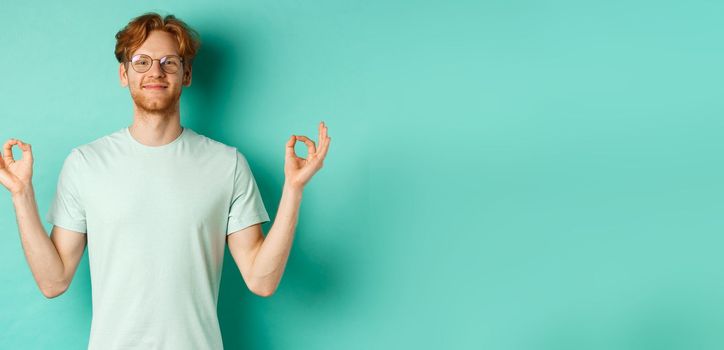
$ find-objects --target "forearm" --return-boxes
[12,185,66,297]
[249,182,303,294]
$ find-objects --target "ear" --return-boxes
[183,66,192,87]
[119,62,129,87]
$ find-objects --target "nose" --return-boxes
[147,60,166,77]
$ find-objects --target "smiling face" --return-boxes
[119,30,192,115]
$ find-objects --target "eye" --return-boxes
[133,58,150,65]
[162,58,179,66]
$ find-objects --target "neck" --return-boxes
[129,108,183,147]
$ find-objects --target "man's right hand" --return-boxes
[0,138,33,195]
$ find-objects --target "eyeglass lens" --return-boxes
[131,54,182,73]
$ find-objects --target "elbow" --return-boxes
[250,284,277,298]
[42,290,65,299]
[40,281,69,299]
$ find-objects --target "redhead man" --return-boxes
[1,12,330,350]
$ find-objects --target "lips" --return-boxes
[142,84,168,89]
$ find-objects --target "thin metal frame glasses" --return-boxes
[127,54,184,74]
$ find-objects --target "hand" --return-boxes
[0,138,34,195]
[284,121,331,190]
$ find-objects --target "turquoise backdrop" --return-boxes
[1,0,723,349]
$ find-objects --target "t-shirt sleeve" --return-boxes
[226,150,271,235]
[46,148,87,234]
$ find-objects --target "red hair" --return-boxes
[114,12,201,71]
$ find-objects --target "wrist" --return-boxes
[11,183,35,202]
[283,181,304,194]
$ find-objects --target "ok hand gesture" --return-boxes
[284,121,331,190]
[0,139,33,195]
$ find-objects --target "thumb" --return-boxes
[18,141,33,163]
[285,135,296,158]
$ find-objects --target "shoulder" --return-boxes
[71,127,127,161]
[184,128,244,161]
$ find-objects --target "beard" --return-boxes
[130,86,182,115]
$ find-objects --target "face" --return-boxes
[119,30,192,115]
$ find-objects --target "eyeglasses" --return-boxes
[126,54,184,74]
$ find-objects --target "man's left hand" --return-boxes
[284,121,331,190]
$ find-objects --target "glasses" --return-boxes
[126,54,184,74]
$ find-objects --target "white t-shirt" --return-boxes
[46,125,270,350]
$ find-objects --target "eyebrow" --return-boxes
[132,52,181,57]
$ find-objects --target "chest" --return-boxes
[82,157,231,231]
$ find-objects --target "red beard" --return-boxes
[130,86,182,114]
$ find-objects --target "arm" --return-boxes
[13,186,87,298]
[227,121,330,297]
[2,139,86,299]
[227,182,302,297]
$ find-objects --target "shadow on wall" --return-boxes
[182,27,244,135]
[183,25,349,349]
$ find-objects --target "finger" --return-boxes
[318,121,327,152]
[295,135,316,156]
[18,141,33,163]
[3,139,18,163]
[285,134,298,158]
[317,135,330,160]
[316,122,329,160]
[322,122,328,151]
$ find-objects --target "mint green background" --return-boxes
[1,1,723,349]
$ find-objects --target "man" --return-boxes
[1,12,330,350]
